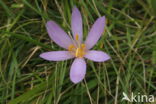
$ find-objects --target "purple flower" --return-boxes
[40,7,110,84]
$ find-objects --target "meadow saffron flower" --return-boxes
[40,7,110,84]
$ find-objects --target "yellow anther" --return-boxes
[81,44,86,49]
[75,44,86,58]
[68,43,86,58]
[75,48,79,57]
[75,34,79,41]
[68,44,75,51]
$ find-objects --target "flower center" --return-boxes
[68,34,86,58]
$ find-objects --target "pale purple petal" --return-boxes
[84,50,110,62]
[85,16,106,49]
[46,21,73,49]
[71,6,83,42]
[70,58,86,84]
[40,51,74,61]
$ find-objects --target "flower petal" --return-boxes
[46,21,73,49]
[40,51,74,61]
[70,58,86,84]
[85,16,106,49]
[71,6,83,42]
[84,50,110,62]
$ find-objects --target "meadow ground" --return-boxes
[0,0,156,104]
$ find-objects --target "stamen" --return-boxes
[75,34,79,41]
[68,38,86,58]
[68,44,75,51]
[75,34,81,48]
[75,48,79,57]
[75,44,86,58]
[81,44,86,49]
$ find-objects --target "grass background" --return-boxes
[0,0,156,104]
